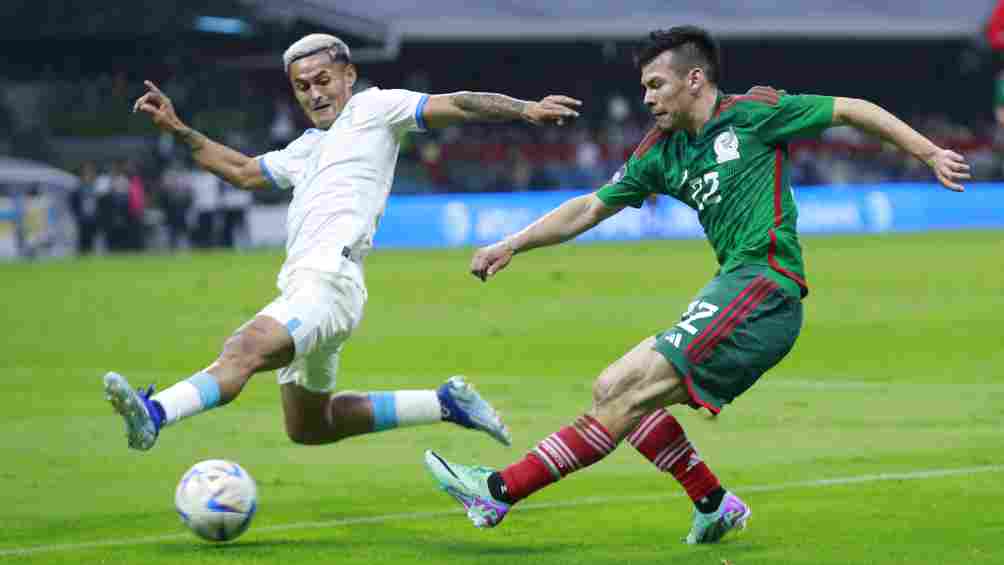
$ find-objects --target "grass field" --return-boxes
[1,231,1002,564]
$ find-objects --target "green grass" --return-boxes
[1,230,1002,564]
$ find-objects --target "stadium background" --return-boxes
[2,0,1004,255]
[1,2,1002,564]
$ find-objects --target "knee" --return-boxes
[592,368,639,413]
[592,371,619,405]
[218,331,269,375]
[592,361,678,419]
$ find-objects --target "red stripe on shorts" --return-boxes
[691,278,777,364]
[683,372,720,414]
[685,276,771,360]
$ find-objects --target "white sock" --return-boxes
[367,390,441,431]
[152,371,221,427]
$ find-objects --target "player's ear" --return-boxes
[688,68,702,93]
[345,64,358,88]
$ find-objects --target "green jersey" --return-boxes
[596,88,834,298]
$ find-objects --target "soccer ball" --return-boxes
[174,459,258,542]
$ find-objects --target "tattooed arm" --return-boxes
[134,80,268,190]
[421,91,581,129]
[173,128,269,190]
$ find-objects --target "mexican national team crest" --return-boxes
[610,163,627,184]
[714,127,740,164]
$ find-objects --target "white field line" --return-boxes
[757,380,1004,392]
[1,464,1001,557]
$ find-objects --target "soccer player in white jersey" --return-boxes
[104,34,582,451]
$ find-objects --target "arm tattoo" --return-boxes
[176,127,208,152]
[453,92,528,122]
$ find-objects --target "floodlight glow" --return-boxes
[195,16,249,35]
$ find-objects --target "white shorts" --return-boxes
[258,268,366,393]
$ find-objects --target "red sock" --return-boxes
[500,414,615,503]
[627,409,720,503]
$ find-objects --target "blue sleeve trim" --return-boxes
[187,371,221,409]
[414,94,430,131]
[258,157,281,190]
[368,393,398,431]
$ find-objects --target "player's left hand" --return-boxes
[470,239,516,282]
[523,95,582,126]
[927,148,970,192]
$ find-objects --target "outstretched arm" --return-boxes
[133,81,268,191]
[832,97,970,191]
[421,92,581,129]
[470,194,622,281]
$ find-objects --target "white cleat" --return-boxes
[103,371,159,451]
[437,376,512,446]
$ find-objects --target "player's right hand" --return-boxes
[470,240,516,282]
[133,80,186,133]
[523,95,581,127]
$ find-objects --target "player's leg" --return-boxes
[281,384,374,444]
[425,267,801,533]
[279,355,510,445]
[162,314,295,410]
[424,336,690,527]
[615,277,756,540]
[103,314,294,451]
[627,408,722,501]
[631,267,802,543]
[597,335,727,521]
[627,407,746,544]
[272,271,510,446]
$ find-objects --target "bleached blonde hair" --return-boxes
[283,34,352,74]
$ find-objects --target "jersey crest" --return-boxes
[610,163,627,184]
[714,127,741,164]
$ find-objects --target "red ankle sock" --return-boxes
[500,415,615,503]
[628,409,720,503]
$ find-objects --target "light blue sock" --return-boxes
[152,371,221,426]
[367,391,440,432]
[187,371,221,409]
[368,392,398,432]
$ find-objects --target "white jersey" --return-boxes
[257,87,429,287]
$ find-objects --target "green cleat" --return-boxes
[423,450,511,528]
[685,491,751,544]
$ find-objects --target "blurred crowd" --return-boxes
[7,75,1002,255]
[67,157,252,255]
[393,94,1004,193]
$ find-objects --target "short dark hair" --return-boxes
[635,26,721,84]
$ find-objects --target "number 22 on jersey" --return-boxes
[688,171,721,211]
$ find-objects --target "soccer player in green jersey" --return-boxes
[424,26,971,543]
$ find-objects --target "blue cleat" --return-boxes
[684,491,751,544]
[103,371,162,451]
[437,376,511,446]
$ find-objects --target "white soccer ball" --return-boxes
[174,459,258,542]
